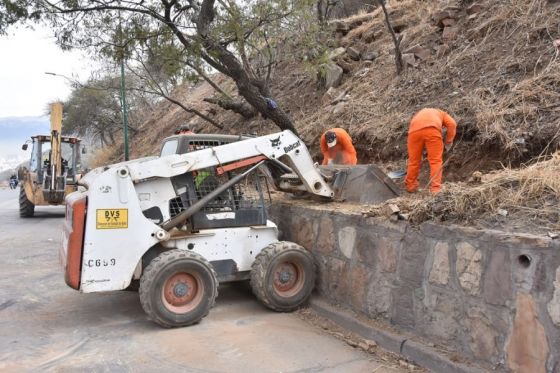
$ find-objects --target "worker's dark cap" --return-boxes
[175,125,191,134]
[325,131,337,144]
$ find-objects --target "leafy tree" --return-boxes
[1,0,315,135]
[61,76,126,145]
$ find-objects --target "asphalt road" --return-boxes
[0,187,403,373]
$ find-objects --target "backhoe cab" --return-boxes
[18,103,85,217]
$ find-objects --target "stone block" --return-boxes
[506,293,549,373]
[441,18,456,27]
[456,242,482,296]
[355,230,377,266]
[547,266,560,326]
[337,226,356,259]
[349,263,369,313]
[316,216,336,255]
[428,242,450,285]
[402,53,418,67]
[465,309,498,362]
[432,9,459,27]
[336,59,353,73]
[483,249,512,306]
[327,47,346,60]
[366,272,392,317]
[362,51,379,61]
[397,232,429,285]
[327,257,349,303]
[377,237,398,273]
[322,63,343,89]
[442,26,459,43]
[290,215,318,252]
[423,293,461,340]
[466,3,483,15]
[404,44,432,61]
[346,46,361,61]
[391,289,415,329]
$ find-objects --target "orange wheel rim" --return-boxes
[273,261,305,297]
[162,272,203,313]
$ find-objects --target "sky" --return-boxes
[0,24,96,118]
[0,25,97,167]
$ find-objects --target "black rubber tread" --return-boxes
[19,187,35,217]
[250,241,316,312]
[139,249,218,328]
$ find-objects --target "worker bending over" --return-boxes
[320,128,357,165]
[405,108,457,194]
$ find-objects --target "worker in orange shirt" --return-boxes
[405,108,457,194]
[320,128,358,165]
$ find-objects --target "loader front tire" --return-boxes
[139,250,218,328]
[250,241,316,312]
[19,187,35,217]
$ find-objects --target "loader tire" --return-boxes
[19,187,35,217]
[250,241,316,312]
[139,249,218,328]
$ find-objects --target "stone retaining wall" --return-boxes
[269,202,560,372]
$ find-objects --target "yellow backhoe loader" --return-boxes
[18,102,85,217]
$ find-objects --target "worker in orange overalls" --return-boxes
[405,108,457,194]
[320,128,358,165]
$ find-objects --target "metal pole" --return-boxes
[120,58,129,161]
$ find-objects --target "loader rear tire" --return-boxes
[250,241,316,312]
[19,187,35,217]
[139,250,218,328]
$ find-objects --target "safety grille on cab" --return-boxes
[169,197,185,218]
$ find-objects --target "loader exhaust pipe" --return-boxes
[160,161,265,232]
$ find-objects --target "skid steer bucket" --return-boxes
[318,164,400,204]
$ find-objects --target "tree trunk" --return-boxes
[202,41,299,136]
[377,0,403,75]
[203,97,257,118]
[193,0,300,136]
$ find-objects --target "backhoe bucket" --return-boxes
[319,165,400,204]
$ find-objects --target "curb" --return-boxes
[309,297,488,373]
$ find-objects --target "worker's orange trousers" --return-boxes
[405,126,444,194]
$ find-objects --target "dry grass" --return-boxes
[372,152,560,231]
[88,144,120,169]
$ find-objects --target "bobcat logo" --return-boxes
[284,141,301,153]
[269,136,281,147]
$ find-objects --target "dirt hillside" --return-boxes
[96,0,560,232]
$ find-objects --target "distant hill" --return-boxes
[0,116,50,140]
[0,116,49,172]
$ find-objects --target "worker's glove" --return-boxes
[444,143,453,152]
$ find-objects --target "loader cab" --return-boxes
[159,134,251,157]
[27,135,83,185]
[157,134,269,232]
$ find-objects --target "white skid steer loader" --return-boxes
[61,130,399,327]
